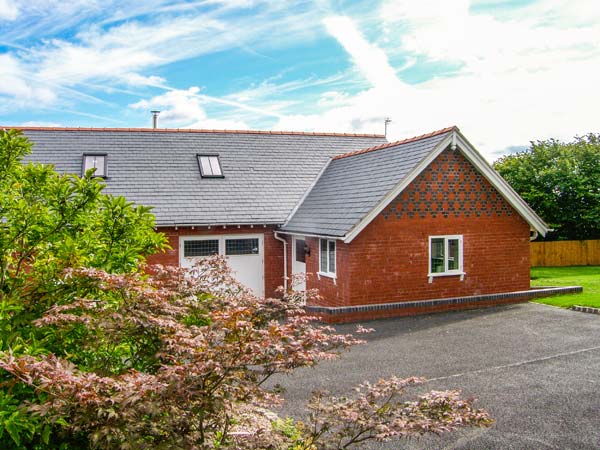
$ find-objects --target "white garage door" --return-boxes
[179,234,264,297]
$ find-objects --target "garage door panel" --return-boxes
[180,234,264,297]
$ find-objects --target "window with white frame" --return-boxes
[197,155,223,177]
[429,235,463,276]
[82,154,106,177]
[319,238,336,276]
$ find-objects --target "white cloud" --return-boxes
[0,0,18,21]
[274,3,600,159]
[0,54,56,106]
[130,87,250,130]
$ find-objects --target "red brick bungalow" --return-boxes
[17,125,564,322]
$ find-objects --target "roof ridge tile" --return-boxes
[2,126,385,138]
[332,126,458,160]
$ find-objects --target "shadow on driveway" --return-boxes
[270,302,600,449]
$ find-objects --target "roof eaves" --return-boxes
[332,126,458,160]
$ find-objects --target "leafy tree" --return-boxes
[0,130,492,448]
[494,134,600,240]
[0,129,168,447]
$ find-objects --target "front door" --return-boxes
[291,236,307,291]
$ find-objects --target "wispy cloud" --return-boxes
[272,1,600,158]
[1,0,598,157]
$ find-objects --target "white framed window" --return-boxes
[429,235,464,280]
[319,238,336,277]
[197,155,223,177]
[82,154,106,177]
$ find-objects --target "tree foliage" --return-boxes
[0,129,168,447]
[494,134,600,240]
[0,129,492,448]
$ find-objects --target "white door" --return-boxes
[179,234,264,297]
[291,236,307,291]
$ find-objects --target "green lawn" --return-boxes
[531,266,600,308]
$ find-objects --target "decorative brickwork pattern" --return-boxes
[383,149,513,220]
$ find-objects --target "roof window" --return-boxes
[83,154,107,177]
[197,154,223,178]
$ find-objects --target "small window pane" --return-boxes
[225,238,259,255]
[199,156,213,176]
[328,240,336,274]
[208,156,222,176]
[295,239,306,263]
[431,238,445,273]
[184,239,219,257]
[83,155,105,177]
[320,239,328,272]
[448,239,460,271]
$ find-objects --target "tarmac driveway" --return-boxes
[270,303,600,449]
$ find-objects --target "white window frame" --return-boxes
[197,154,224,178]
[428,235,464,282]
[318,238,337,279]
[82,153,107,178]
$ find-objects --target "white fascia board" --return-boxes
[343,133,454,243]
[453,131,550,236]
[282,157,333,227]
[342,130,550,244]
[275,230,345,240]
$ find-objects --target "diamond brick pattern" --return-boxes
[382,149,514,220]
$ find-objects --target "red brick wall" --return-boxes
[310,148,531,308]
[146,225,285,298]
[301,237,352,307]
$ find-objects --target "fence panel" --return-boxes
[531,240,600,266]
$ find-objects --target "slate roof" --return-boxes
[17,128,387,227]
[281,127,455,237]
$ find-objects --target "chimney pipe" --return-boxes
[151,110,160,129]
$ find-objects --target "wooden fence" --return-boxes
[531,240,600,267]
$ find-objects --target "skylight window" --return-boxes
[197,155,223,178]
[83,154,106,177]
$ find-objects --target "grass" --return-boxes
[531,266,600,308]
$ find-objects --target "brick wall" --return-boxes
[146,225,285,298]
[308,148,531,309]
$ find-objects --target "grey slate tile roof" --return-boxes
[19,128,387,226]
[281,128,454,237]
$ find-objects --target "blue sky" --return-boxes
[1,0,599,160]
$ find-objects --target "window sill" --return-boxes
[317,271,337,283]
[428,272,466,283]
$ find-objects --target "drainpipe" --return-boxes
[274,231,288,290]
[530,230,539,241]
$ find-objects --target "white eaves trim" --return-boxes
[342,129,550,244]
[275,230,344,240]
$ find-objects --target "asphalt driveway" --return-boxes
[270,302,600,449]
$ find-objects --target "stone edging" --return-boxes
[305,286,583,316]
[570,305,600,315]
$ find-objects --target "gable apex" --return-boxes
[342,129,550,242]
